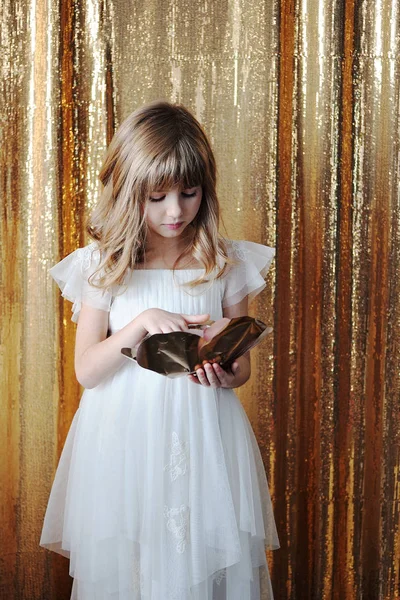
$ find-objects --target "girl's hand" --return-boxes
[187,360,241,389]
[137,308,210,336]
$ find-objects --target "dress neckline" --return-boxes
[133,268,204,272]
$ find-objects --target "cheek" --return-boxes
[141,201,149,217]
[143,203,160,223]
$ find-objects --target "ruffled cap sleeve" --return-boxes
[222,240,276,308]
[49,242,113,323]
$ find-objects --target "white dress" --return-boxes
[40,239,280,600]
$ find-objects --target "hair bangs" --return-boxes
[144,137,206,194]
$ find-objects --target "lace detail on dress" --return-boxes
[72,243,96,273]
[230,240,248,261]
[132,557,145,593]
[81,243,98,272]
[164,504,189,554]
[164,432,188,482]
[214,568,227,585]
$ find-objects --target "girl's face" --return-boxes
[144,184,202,239]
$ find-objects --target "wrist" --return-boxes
[129,313,148,342]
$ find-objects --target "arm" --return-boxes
[74,304,210,389]
[187,295,251,389]
[74,304,148,389]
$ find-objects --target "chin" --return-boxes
[161,228,184,236]
[161,225,190,236]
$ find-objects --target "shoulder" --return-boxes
[49,241,113,324]
[221,239,276,307]
[49,240,107,296]
[222,238,276,267]
[51,241,99,270]
[73,241,101,271]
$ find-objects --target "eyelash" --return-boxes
[150,192,197,202]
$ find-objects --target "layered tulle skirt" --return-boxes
[40,364,280,599]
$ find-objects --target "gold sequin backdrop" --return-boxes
[1,0,399,598]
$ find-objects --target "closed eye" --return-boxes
[149,191,197,202]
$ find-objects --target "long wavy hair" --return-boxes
[86,100,233,291]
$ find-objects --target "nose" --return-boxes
[165,192,183,220]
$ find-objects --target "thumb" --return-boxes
[182,313,210,322]
[231,361,240,374]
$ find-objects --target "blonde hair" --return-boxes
[87,100,233,291]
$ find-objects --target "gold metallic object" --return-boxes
[122,317,273,377]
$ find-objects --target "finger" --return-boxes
[172,314,190,330]
[181,313,210,323]
[231,362,240,374]
[212,362,232,387]
[165,320,187,332]
[187,373,201,385]
[161,325,175,333]
[203,362,221,388]
[196,367,210,387]
[167,322,184,332]
[148,327,163,335]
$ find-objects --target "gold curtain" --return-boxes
[1,0,399,598]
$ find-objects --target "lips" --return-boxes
[164,222,183,230]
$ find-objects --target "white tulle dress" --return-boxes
[40,239,280,600]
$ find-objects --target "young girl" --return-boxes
[40,101,280,600]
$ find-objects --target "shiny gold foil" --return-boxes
[122,317,272,377]
[1,0,399,598]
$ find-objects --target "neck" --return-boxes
[142,228,195,266]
